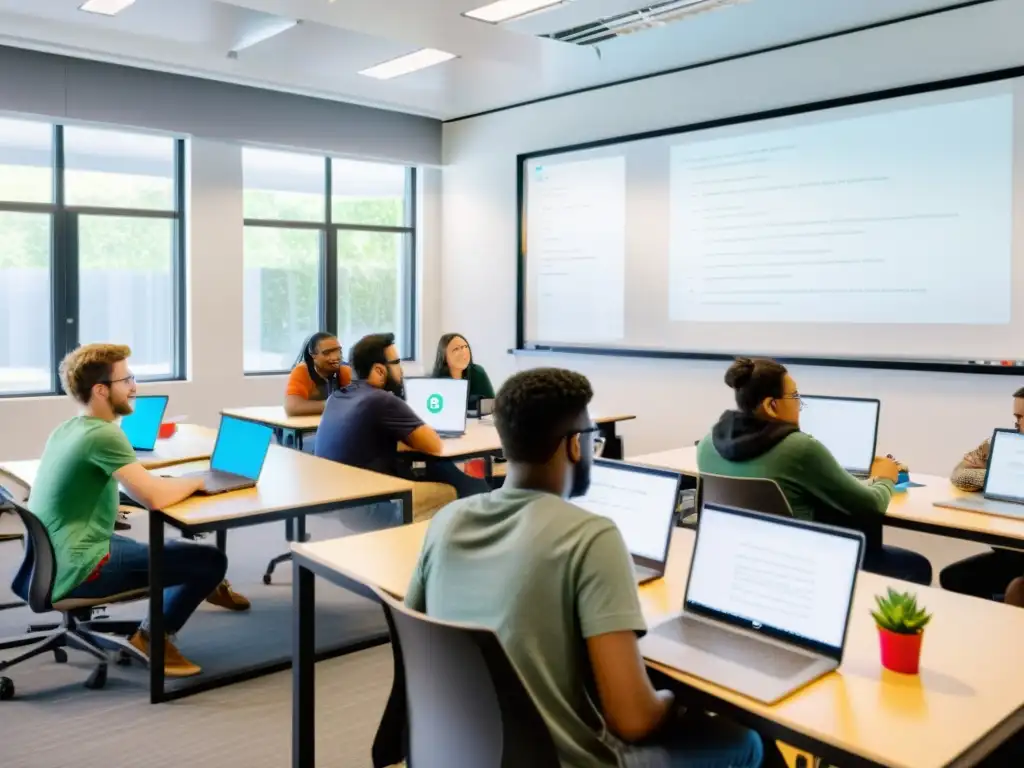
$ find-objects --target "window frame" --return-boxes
[0,123,186,397]
[242,153,416,375]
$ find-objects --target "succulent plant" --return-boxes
[872,588,932,635]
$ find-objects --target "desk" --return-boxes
[631,447,1024,550]
[292,525,1024,768]
[221,406,320,451]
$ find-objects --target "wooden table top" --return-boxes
[295,523,1024,768]
[221,406,321,432]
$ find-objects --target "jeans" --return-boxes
[940,548,1024,600]
[64,534,227,635]
[862,544,933,586]
[611,711,768,768]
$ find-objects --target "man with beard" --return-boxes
[404,368,776,768]
[27,344,249,679]
[314,333,488,524]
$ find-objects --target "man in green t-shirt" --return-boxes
[407,368,776,768]
[26,343,250,678]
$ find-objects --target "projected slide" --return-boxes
[668,95,1013,325]
[526,156,626,343]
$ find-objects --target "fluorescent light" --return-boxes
[358,48,456,80]
[79,0,136,16]
[464,0,565,23]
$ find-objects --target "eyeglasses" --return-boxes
[450,344,470,354]
[317,346,342,357]
[103,374,136,387]
[778,392,804,411]
[384,358,402,366]
[572,425,606,457]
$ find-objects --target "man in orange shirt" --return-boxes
[284,332,352,417]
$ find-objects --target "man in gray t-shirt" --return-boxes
[407,368,774,768]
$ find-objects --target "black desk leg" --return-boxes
[296,514,307,543]
[398,490,413,525]
[215,530,227,553]
[599,423,623,460]
[293,560,316,768]
[148,510,166,704]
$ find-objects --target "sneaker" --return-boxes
[129,630,201,678]
[114,510,132,531]
[205,580,251,612]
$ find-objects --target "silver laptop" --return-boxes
[640,503,864,704]
[800,395,880,478]
[403,378,470,437]
[935,428,1024,518]
[573,459,680,585]
[182,415,274,495]
[119,394,169,457]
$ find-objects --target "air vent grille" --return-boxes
[543,0,747,46]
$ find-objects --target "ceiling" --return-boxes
[0,0,980,120]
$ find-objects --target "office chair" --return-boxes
[695,473,795,520]
[370,586,561,768]
[0,471,28,612]
[0,498,148,700]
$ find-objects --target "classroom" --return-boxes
[2,1,1024,766]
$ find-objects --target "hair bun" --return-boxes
[724,357,755,390]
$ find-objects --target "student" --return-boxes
[315,333,489,526]
[431,333,495,404]
[27,344,250,678]
[406,368,774,768]
[939,387,1024,600]
[284,332,352,417]
[696,357,932,585]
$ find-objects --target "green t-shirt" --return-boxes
[406,487,646,768]
[29,416,138,601]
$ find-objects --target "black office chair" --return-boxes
[0,471,28,612]
[695,473,795,520]
[370,586,561,768]
[0,498,148,700]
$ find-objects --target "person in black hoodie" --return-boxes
[696,357,932,585]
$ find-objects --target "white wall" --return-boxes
[440,0,1024,477]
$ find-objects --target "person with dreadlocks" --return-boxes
[284,332,352,417]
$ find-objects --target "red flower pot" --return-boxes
[877,626,924,674]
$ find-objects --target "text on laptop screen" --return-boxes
[120,395,168,450]
[574,463,678,561]
[985,430,1024,502]
[687,505,860,651]
[403,378,469,433]
[799,397,879,475]
[210,417,274,480]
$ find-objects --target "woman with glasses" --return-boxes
[695,357,932,585]
[431,333,494,405]
[284,332,352,417]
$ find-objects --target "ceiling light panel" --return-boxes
[79,0,136,16]
[464,0,567,23]
[358,49,457,80]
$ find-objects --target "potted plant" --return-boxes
[872,588,932,674]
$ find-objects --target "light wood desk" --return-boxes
[292,525,1024,768]
[631,446,1024,550]
[221,406,321,450]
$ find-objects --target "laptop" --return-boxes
[640,502,864,704]
[403,378,470,437]
[934,428,1024,519]
[800,395,880,477]
[119,395,169,456]
[573,459,681,585]
[181,415,274,495]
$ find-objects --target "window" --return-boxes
[242,149,416,373]
[0,121,184,396]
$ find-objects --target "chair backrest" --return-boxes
[0,498,55,613]
[372,587,561,768]
[697,473,794,518]
[0,469,30,504]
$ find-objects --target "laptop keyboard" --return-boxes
[654,615,818,679]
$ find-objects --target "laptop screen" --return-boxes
[403,378,469,434]
[210,416,274,480]
[685,503,863,658]
[573,460,680,565]
[984,429,1024,503]
[799,396,880,475]
[119,395,168,451]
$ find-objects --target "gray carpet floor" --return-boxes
[0,507,396,768]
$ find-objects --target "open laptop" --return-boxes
[800,395,880,477]
[181,415,274,495]
[934,428,1024,519]
[573,459,681,585]
[119,395,169,456]
[640,502,864,704]
[403,378,470,437]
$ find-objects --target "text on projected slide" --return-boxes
[669,94,1013,325]
[527,157,626,343]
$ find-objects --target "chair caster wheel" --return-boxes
[262,573,273,585]
[0,677,13,700]
[85,664,107,690]
[53,648,68,664]
[116,650,133,666]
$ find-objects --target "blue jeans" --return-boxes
[613,711,766,767]
[407,458,490,499]
[64,534,227,635]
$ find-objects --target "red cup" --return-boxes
[878,626,923,674]
[158,422,177,439]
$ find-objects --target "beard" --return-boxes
[382,370,405,400]
[569,462,591,498]
[112,394,134,417]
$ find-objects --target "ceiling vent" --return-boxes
[542,0,747,46]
